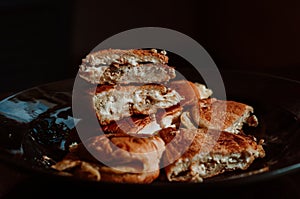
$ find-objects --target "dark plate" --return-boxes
[0,70,300,189]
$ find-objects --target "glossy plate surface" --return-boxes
[0,70,300,187]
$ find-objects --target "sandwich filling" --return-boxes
[93,84,183,125]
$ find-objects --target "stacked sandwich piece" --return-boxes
[51,48,266,183]
[81,49,185,134]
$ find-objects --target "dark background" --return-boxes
[0,0,299,94]
[0,0,300,198]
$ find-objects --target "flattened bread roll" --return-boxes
[93,84,183,125]
[79,48,176,84]
[192,98,259,134]
[159,128,265,182]
[52,133,165,184]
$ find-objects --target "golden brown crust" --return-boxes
[86,48,169,65]
[101,115,153,134]
[75,133,165,176]
[159,128,265,182]
[95,84,115,93]
[51,133,165,183]
[51,148,160,183]
[191,98,257,133]
[131,49,169,64]
[82,133,165,159]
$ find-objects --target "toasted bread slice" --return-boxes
[93,84,183,125]
[191,98,259,134]
[159,128,265,182]
[51,133,165,183]
[79,48,175,84]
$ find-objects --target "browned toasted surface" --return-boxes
[51,146,161,184]
[83,133,165,155]
[76,133,165,173]
[63,47,266,183]
[131,49,169,63]
[191,98,256,132]
[159,128,265,182]
[95,84,115,93]
[51,133,166,183]
[169,128,264,157]
[84,48,169,66]
[101,115,153,134]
